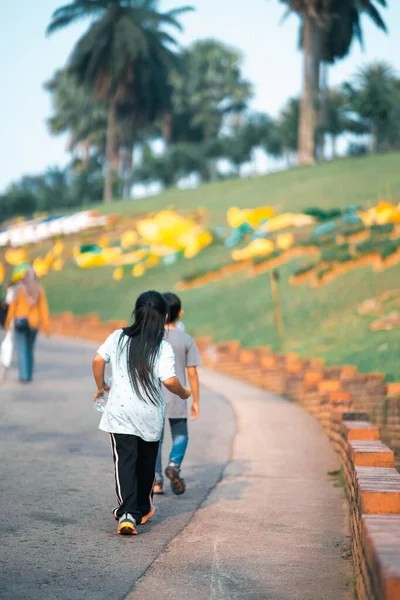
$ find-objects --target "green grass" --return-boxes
[46,256,400,381]
[98,152,400,225]
[43,153,400,381]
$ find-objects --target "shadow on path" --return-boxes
[0,338,236,600]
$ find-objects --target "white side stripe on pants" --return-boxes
[110,434,123,505]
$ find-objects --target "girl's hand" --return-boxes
[93,384,110,403]
[191,402,199,421]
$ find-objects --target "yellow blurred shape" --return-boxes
[136,210,212,258]
[113,267,124,281]
[112,249,148,266]
[75,246,121,268]
[32,257,48,278]
[53,241,64,256]
[358,201,400,225]
[121,230,138,249]
[52,258,63,271]
[75,253,105,268]
[0,263,4,285]
[101,247,122,263]
[99,235,109,248]
[137,210,193,246]
[146,255,160,268]
[132,263,146,278]
[183,231,213,259]
[150,245,179,257]
[276,232,294,250]
[5,248,28,266]
[232,238,275,261]
[261,213,314,232]
[44,251,54,268]
[227,206,275,229]
[374,201,397,225]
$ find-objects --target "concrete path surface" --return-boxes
[0,337,349,600]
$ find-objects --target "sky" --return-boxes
[0,0,399,192]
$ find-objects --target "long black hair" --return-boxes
[119,291,168,404]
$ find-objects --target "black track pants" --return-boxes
[110,433,159,524]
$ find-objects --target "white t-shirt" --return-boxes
[96,329,175,441]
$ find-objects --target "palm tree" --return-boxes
[320,87,365,158]
[45,70,108,167]
[279,0,388,166]
[260,99,300,167]
[345,62,399,153]
[322,1,387,64]
[277,97,300,166]
[168,40,252,179]
[47,0,193,202]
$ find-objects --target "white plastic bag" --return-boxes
[1,328,14,369]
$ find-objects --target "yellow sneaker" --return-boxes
[117,513,138,535]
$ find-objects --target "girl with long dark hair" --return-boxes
[92,291,191,535]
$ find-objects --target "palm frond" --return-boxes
[46,0,107,35]
[68,12,115,89]
[165,5,194,19]
[279,7,293,25]
[156,7,194,32]
[352,10,364,49]
[152,30,179,48]
[362,3,387,32]
[114,17,150,61]
[139,0,160,10]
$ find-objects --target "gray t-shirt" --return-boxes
[163,329,201,418]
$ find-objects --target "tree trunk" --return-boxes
[316,62,329,161]
[331,135,337,159]
[371,122,378,153]
[162,113,172,147]
[121,144,134,199]
[250,149,258,176]
[297,15,322,166]
[82,140,90,169]
[103,95,118,204]
[199,162,212,183]
[209,159,218,181]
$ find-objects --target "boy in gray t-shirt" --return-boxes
[154,293,201,495]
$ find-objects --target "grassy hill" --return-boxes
[98,152,400,222]
[44,153,400,381]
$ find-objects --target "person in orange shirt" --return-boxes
[6,266,50,383]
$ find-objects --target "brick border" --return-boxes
[51,312,400,600]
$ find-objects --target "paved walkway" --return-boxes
[0,337,349,600]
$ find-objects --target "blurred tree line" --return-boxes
[0,0,398,221]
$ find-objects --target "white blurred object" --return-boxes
[1,328,14,369]
[5,287,15,305]
[0,211,110,247]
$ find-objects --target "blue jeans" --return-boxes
[14,327,37,382]
[156,418,188,483]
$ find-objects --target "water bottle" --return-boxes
[94,392,107,413]
[94,378,112,413]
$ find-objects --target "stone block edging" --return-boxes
[51,312,400,600]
